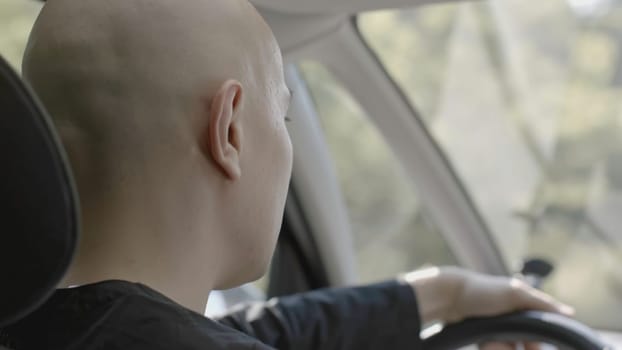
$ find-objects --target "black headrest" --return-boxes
[0,56,79,327]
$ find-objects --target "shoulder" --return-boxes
[72,293,275,350]
[2,281,275,350]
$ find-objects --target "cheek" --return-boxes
[270,132,293,216]
[278,130,293,183]
[261,127,291,227]
[240,125,290,217]
[266,129,291,206]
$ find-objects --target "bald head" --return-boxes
[25,0,280,189]
[24,0,293,309]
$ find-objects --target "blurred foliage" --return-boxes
[360,0,622,330]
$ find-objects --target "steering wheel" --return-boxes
[422,311,612,349]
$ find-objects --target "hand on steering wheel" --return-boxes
[401,267,610,349]
[402,267,577,349]
[402,266,574,325]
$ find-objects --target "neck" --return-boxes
[62,197,219,313]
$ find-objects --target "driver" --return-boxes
[0,0,574,349]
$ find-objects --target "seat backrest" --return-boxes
[0,56,79,327]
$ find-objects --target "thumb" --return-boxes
[510,279,575,316]
[480,342,516,350]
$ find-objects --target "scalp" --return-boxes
[24,0,264,120]
[22,0,279,193]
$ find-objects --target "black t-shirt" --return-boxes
[0,280,422,349]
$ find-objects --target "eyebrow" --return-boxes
[284,88,294,111]
[287,88,294,104]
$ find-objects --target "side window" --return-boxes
[359,0,622,328]
[298,61,457,284]
[0,1,43,71]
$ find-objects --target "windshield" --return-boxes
[360,0,622,330]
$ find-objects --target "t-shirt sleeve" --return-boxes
[214,280,423,350]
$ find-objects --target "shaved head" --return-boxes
[24,0,292,311]
[25,0,281,191]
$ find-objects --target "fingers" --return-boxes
[523,342,542,350]
[481,341,543,350]
[509,279,575,316]
[480,342,516,350]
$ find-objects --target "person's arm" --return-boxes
[215,280,422,350]
[215,267,575,350]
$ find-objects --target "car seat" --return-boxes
[0,55,79,341]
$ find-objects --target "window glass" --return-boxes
[298,61,457,284]
[360,0,622,329]
[0,1,42,71]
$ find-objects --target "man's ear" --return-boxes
[205,80,244,180]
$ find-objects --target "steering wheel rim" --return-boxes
[422,311,612,350]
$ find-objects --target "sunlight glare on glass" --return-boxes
[567,0,612,16]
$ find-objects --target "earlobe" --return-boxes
[205,80,244,180]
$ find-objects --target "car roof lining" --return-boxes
[252,0,471,15]
[255,0,475,56]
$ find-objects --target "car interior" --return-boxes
[2,0,622,348]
